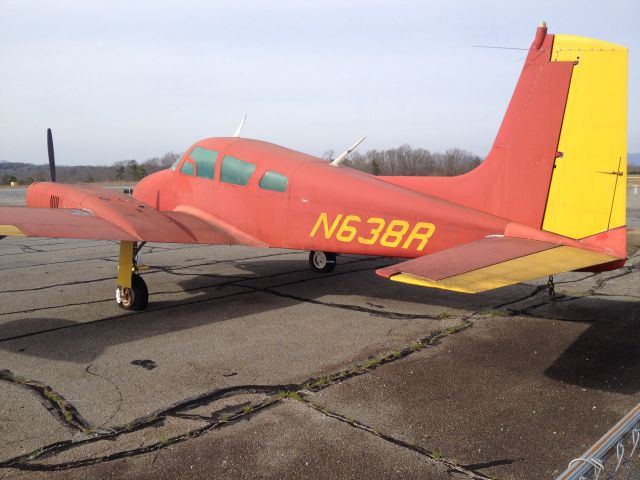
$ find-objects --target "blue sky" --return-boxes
[0,0,638,165]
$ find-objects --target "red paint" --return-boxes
[23,183,254,244]
[376,237,556,281]
[378,34,573,230]
[533,24,547,50]
[580,226,627,258]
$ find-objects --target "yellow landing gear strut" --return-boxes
[115,241,148,310]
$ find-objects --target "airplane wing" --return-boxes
[0,182,267,246]
[375,236,620,293]
[0,203,266,246]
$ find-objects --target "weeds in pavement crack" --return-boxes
[1,319,473,471]
[303,400,493,480]
[0,369,93,435]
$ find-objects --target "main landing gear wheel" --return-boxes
[116,273,149,311]
[309,251,336,273]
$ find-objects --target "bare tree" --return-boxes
[321,149,335,162]
[340,145,481,177]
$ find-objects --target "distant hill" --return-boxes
[629,153,640,165]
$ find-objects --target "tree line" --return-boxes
[323,145,481,176]
[0,146,482,186]
[0,152,179,185]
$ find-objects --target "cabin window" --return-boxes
[259,170,288,193]
[180,159,195,176]
[220,155,256,186]
[189,147,218,180]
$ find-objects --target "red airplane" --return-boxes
[0,23,629,310]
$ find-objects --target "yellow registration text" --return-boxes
[309,213,436,251]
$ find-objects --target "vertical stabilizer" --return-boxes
[378,24,628,255]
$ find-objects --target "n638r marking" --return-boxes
[309,213,436,251]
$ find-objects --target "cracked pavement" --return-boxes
[0,187,639,479]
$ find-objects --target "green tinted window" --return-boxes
[180,160,195,176]
[220,155,256,186]
[259,170,288,192]
[189,147,218,180]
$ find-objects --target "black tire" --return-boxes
[309,251,336,273]
[116,273,149,310]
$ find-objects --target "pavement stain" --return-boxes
[130,359,158,371]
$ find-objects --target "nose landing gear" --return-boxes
[116,241,149,310]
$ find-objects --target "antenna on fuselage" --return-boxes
[330,136,367,166]
[233,114,247,137]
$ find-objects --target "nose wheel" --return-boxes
[115,241,149,310]
[309,251,336,273]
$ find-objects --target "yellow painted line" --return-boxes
[0,225,26,236]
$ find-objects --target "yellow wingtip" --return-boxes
[0,225,25,236]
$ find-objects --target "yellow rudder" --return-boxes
[542,35,627,239]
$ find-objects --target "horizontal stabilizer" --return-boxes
[376,237,619,293]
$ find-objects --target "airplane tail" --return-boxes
[381,23,628,255]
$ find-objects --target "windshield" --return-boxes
[171,154,185,171]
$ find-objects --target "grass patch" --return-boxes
[444,321,470,335]
[310,376,332,388]
[44,389,75,425]
[478,308,510,317]
[311,402,328,413]
[361,357,382,369]
[279,390,303,401]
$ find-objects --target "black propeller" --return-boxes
[47,128,56,182]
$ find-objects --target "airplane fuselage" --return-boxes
[134,137,511,260]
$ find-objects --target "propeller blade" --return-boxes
[47,128,56,182]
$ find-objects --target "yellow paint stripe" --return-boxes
[390,247,616,293]
[0,225,26,236]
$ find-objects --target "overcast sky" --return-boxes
[0,0,638,165]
